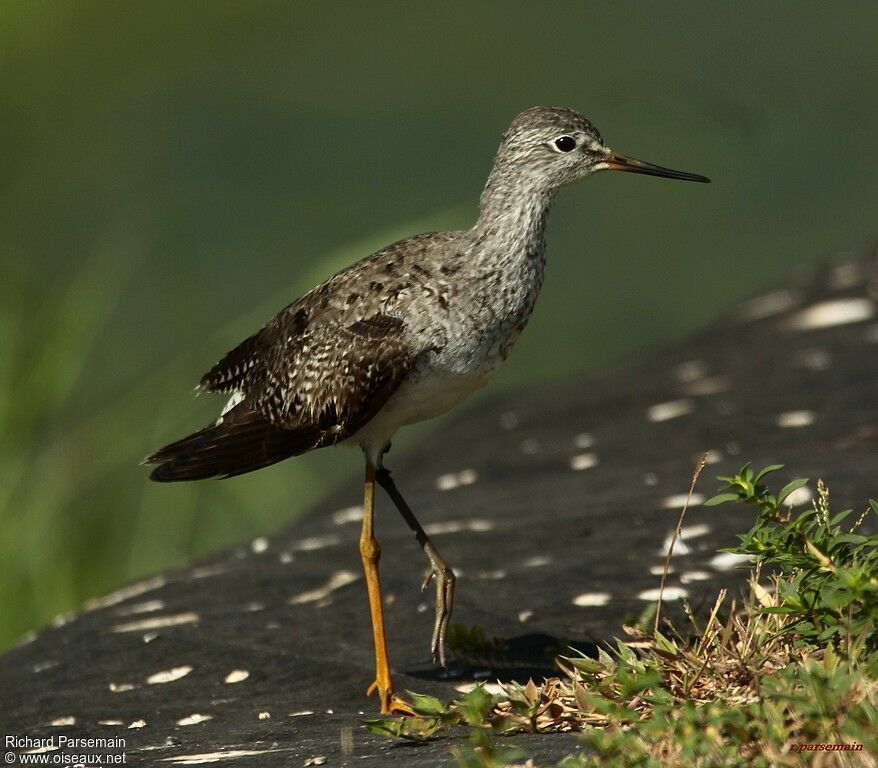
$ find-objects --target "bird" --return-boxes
[145,106,709,714]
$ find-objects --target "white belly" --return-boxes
[352,370,493,465]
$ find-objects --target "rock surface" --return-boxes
[2,248,877,766]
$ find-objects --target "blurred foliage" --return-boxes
[1,2,877,648]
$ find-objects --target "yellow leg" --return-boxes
[360,463,415,716]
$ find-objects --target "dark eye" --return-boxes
[554,136,576,152]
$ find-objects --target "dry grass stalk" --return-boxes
[654,452,708,635]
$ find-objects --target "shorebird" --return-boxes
[145,106,709,714]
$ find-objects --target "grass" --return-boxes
[366,465,878,767]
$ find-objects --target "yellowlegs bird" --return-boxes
[146,106,709,714]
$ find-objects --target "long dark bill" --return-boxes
[604,152,710,183]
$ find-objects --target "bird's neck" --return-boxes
[470,169,556,267]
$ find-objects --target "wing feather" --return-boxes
[146,311,414,481]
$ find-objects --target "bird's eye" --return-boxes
[553,136,576,153]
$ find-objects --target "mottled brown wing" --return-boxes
[253,313,413,440]
[198,306,310,394]
[146,313,414,481]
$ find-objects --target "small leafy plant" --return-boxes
[708,463,878,655]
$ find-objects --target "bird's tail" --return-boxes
[144,405,321,481]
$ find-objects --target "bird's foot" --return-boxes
[422,562,456,667]
[367,680,417,716]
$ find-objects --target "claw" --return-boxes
[421,569,433,592]
[367,680,417,716]
[426,565,455,668]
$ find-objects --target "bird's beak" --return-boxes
[600,151,710,183]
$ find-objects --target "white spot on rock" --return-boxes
[680,570,711,584]
[573,592,611,607]
[176,713,212,726]
[570,452,599,471]
[436,469,479,490]
[290,535,340,552]
[675,360,708,382]
[147,666,193,685]
[289,710,314,717]
[683,377,730,396]
[162,749,283,764]
[648,399,694,422]
[331,506,362,525]
[649,564,672,576]
[661,493,705,509]
[98,720,124,726]
[789,298,874,330]
[258,711,271,720]
[680,523,711,538]
[51,612,76,628]
[85,576,166,611]
[224,670,250,684]
[304,758,326,767]
[523,555,551,567]
[828,260,862,289]
[518,610,533,623]
[112,612,199,634]
[784,485,813,507]
[24,744,58,754]
[776,410,815,428]
[423,518,494,535]
[289,570,358,605]
[116,599,165,616]
[109,682,136,693]
[128,719,146,729]
[638,586,688,601]
[250,537,269,554]
[710,552,753,571]
[476,569,506,580]
[458,468,478,485]
[278,552,294,565]
[657,532,691,556]
[50,716,76,726]
[573,432,594,449]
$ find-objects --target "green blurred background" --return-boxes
[1,1,876,649]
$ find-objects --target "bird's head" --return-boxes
[495,106,710,191]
